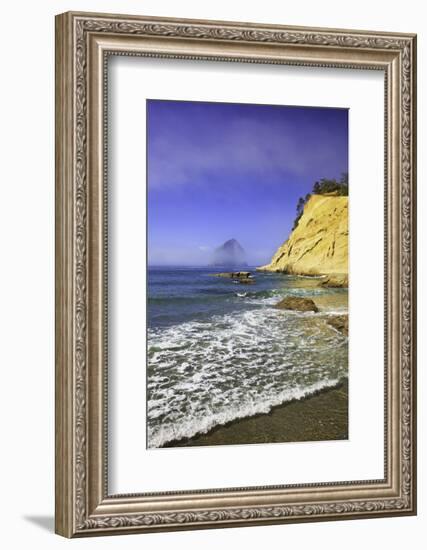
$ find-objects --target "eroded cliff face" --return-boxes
[259,194,348,278]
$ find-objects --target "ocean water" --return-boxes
[147,266,348,448]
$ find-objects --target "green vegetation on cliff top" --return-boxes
[292,172,348,230]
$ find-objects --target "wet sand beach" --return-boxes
[162,378,348,448]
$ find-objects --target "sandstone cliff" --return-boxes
[258,194,348,279]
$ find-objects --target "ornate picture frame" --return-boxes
[55,11,417,537]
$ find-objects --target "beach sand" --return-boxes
[163,379,348,448]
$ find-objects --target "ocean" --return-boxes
[147,266,348,448]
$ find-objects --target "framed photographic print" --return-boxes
[55,11,417,537]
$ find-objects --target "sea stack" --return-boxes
[210,239,247,267]
[258,194,348,284]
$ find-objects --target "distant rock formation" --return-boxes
[258,195,348,284]
[210,239,247,267]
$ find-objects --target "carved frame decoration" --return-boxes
[55,11,417,537]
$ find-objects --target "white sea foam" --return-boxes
[147,303,348,448]
[148,378,342,448]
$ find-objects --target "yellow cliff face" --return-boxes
[259,194,348,277]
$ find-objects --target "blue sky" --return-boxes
[147,99,348,266]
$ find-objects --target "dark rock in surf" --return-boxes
[213,271,251,278]
[274,296,318,312]
[212,271,255,284]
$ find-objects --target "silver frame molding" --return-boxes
[55,11,417,538]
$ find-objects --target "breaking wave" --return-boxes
[147,302,348,448]
[148,378,342,448]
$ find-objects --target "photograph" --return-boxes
[146,99,349,449]
[52,8,416,539]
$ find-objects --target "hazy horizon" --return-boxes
[147,99,348,266]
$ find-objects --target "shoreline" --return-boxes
[255,269,348,289]
[161,378,348,448]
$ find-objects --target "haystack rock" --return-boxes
[258,194,348,284]
[210,239,247,267]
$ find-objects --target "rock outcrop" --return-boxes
[326,315,349,336]
[258,195,348,281]
[210,239,247,267]
[320,274,348,288]
[213,271,252,279]
[212,271,255,284]
[274,296,318,312]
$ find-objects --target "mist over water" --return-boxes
[147,267,348,448]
